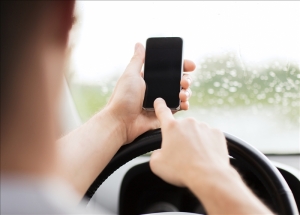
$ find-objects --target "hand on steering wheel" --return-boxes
[150,98,229,188]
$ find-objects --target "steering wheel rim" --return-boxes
[83,129,298,215]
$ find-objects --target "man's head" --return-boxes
[1,1,75,175]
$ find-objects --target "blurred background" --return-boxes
[67,1,299,153]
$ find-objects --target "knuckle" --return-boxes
[149,156,156,168]
[188,89,192,97]
[179,91,188,101]
[183,74,191,80]
[212,127,221,133]
[184,89,189,96]
[150,152,160,171]
[198,122,209,128]
[212,128,224,137]
[149,160,156,172]
[185,75,192,83]
[186,117,197,124]
[130,53,142,63]
[166,119,177,129]
[179,90,184,97]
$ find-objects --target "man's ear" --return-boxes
[62,0,76,31]
[55,0,76,46]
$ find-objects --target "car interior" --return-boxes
[60,1,299,214]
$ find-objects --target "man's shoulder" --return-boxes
[0,176,89,214]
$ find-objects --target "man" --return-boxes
[1,1,272,214]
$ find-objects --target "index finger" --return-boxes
[154,98,174,127]
[183,59,196,72]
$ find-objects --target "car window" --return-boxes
[67,1,299,154]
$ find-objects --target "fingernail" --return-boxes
[185,91,190,97]
[187,78,191,84]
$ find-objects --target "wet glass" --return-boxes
[67,1,300,153]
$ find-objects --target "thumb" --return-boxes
[124,43,145,75]
[154,98,174,127]
[149,149,162,174]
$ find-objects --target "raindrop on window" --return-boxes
[214,82,221,87]
[216,69,225,75]
[269,71,276,77]
[208,88,214,94]
[226,61,233,68]
[222,83,229,89]
[268,98,274,104]
[217,99,223,104]
[230,70,237,77]
[275,87,282,93]
[229,87,237,93]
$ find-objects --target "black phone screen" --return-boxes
[143,37,183,109]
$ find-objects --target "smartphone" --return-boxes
[143,37,183,111]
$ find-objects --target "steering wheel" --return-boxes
[82,129,298,215]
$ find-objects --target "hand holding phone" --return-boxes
[143,37,183,111]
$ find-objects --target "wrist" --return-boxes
[94,107,127,147]
[184,165,272,214]
[185,164,241,196]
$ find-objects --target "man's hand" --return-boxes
[150,98,230,187]
[106,43,195,144]
[149,98,273,214]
